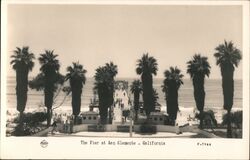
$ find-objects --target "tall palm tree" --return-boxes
[136,53,158,117]
[94,66,114,124]
[105,62,118,124]
[162,67,184,124]
[65,62,87,124]
[38,50,60,126]
[130,80,142,121]
[10,46,35,121]
[187,54,211,128]
[152,88,159,107]
[214,40,242,138]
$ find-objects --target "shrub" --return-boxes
[222,110,242,128]
[117,125,132,132]
[195,110,217,128]
[12,124,33,136]
[122,110,130,121]
[88,124,106,132]
[139,123,157,134]
[164,116,175,125]
[11,112,47,136]
[232,111,242,128]
[221,110,242,138]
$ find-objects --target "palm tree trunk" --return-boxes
[199,111,203,129]
[99,106,108,124]
[47,108,52,127]
[19,111,24,124]
[135,110,138,121]
[108,107,112,124]
[193,75,205,129]
[142,73,153,117]
[73,115,77,125]
[227,109,232,138]
[100,116,107,124]
[72,88,81,124]
[16,69,28,117]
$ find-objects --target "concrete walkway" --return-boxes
[50,131,198,138]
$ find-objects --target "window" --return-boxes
[159,118,163,121]
[83,117,86,120]
[154,117,157,121]
[93,117,96,120]
[89,117,92,120]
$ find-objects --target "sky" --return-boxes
[6,4,242,79]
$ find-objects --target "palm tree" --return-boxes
[187,54,211,128]
[136,53,158,117]
[94,65,114,124]
[105,62,118,124]
[65,62,87,124]
[130,80,142,121]
[162,67,184,125]
[10,46,35,121]
[38,50,60,126]
[214,40,242,138]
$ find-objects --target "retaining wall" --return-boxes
[70,124,182,133]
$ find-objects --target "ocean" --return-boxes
[6,76,242,113]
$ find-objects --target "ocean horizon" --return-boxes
[6,76,242,113]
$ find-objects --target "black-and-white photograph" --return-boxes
[1,0,249,159]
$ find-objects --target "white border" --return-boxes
[1,0,249,159]
[2,0,248,5]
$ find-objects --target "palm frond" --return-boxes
[214,40,242,69]
[136,53,158,76]
[39,50,60,73]
[163,66,184,90]
[65,62,87,85]
[186,53,211,78]
[130,80,142,94]
[10,46,35,71]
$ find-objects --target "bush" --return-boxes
[11,112,47,136]
[117,125,132,132]
[232,111,242,128]
[88,124,106,132]
[195,110,217,128]
[222,110,242,128]
[12,124,33,136]
[164,116,175,125]
[75,116,82,124]
[13,112,47,124]
[122,110,130,121]
[221,111,242,138]
[139,124,157,134]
